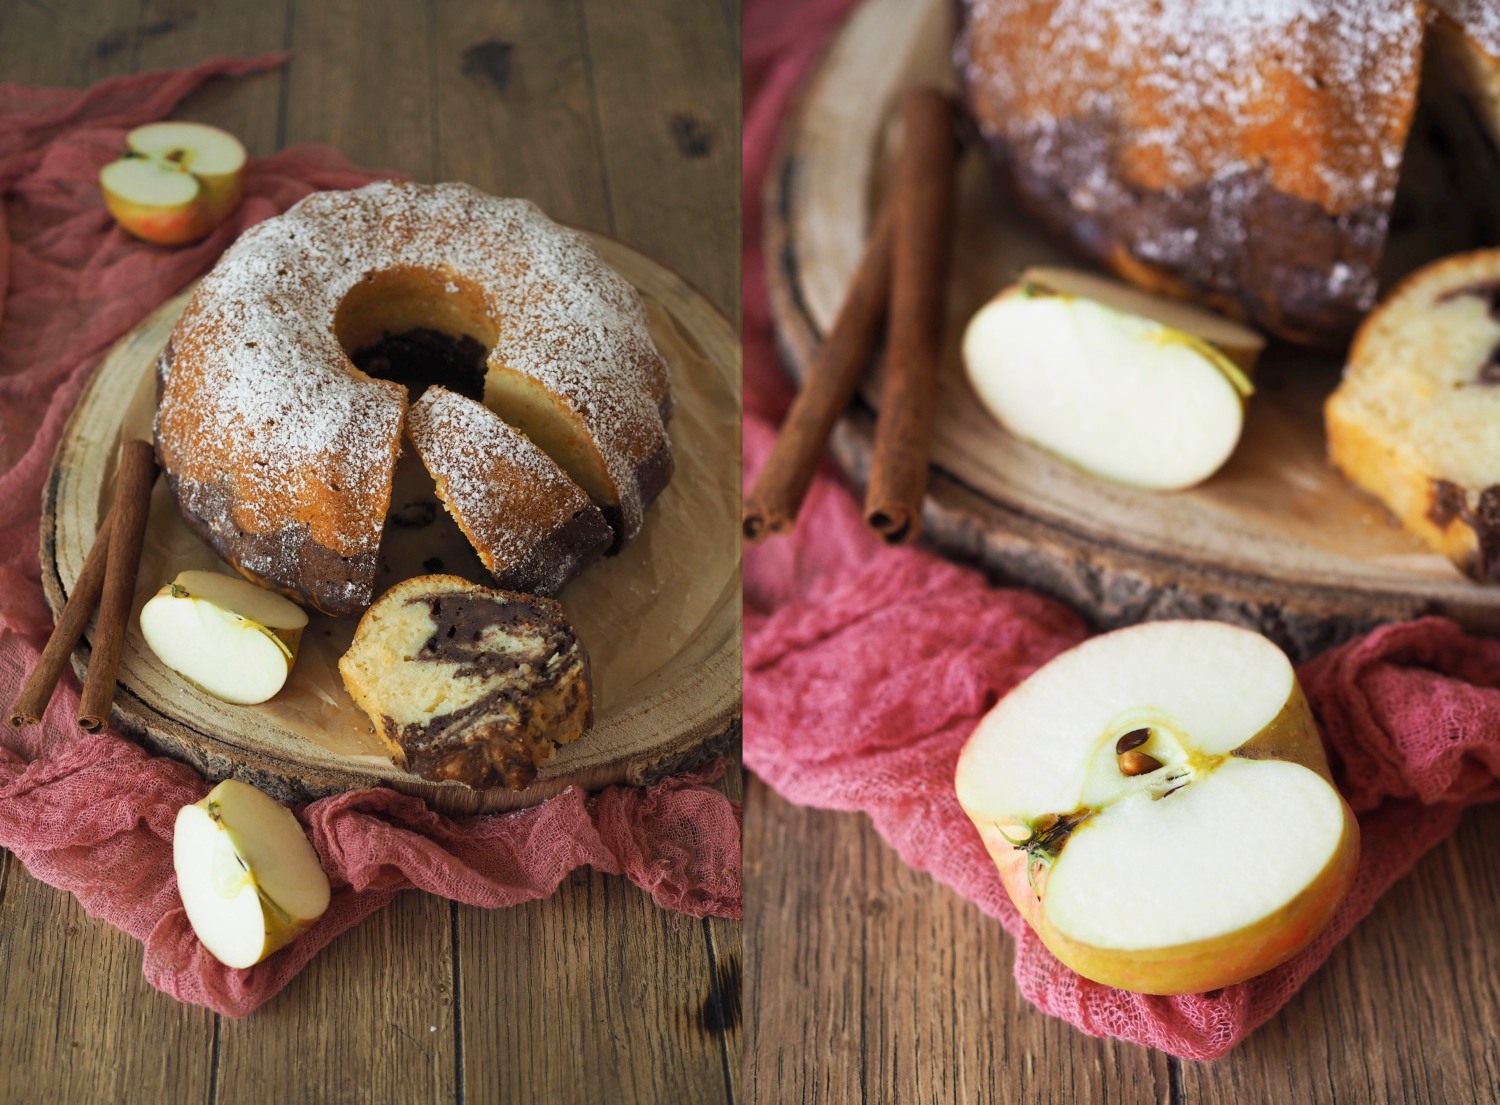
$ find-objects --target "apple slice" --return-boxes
[955,620,1358,995]
[962,278,1257,491]
[174,779,331,969]
[1018,267,1266,373]
[139,569,308,705]
[99,122,246,246]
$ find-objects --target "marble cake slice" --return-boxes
[1327,248,1500,579]
[339,574,592,789]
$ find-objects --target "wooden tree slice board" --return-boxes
[763,0,1500,659]
[41,234,741,814]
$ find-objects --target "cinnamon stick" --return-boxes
[863,87,957,544]
[743,206,895,541]
[77,439,158,732]
[6,511,115,729]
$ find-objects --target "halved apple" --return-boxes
[99,122,245,245]
[955,620,1358,995]
[962,273,1261,491]
[139,569,308,705]
[174,779,331,969]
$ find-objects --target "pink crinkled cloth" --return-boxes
[0,57,741,1017]
[742,0,1500,1062]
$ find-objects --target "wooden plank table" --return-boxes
[745,786,1500,1102]
[0,2,740,1102]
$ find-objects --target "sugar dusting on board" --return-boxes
[155,181,671,611]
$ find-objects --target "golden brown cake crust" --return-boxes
[406,387,613,595]
[155,182,672,616]
[956,0,1427,345]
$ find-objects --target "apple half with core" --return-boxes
[962,270,1263,491]
[174,779,331,969]
[139,569,308,705]
[99,122,245,245]
[955,620,1358,995]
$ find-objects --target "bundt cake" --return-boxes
[339,575,592,790]
[1326,248,1500,580]
[154,181,673,617]
[406,386,612,595]
[956,0,1500,347]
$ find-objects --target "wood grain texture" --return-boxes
[215,892,456,1105]
[581,0,742,318]
[434,0,611,228]
[0,3,740,1104]
[283,0,436,180]
[745,779,1500,1103]
[458,870,734,1104]
[762,0,1500,661]
[0,0,141,86]
[135,0,289,156]
[745,780,1163,1105]
[0,864,215,1104]
[1177,801,1500,1104]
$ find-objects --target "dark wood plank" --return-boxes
[215,891,457,1105]
[0,864,216,1105]
[431,0,611,227]
[578,0,740,318]
[457,863,732,1105]
[1181,801,1500,1104]
[281,0,436,181]
[0,6,222,1102]
[744,778,1163,1105]
[134,0,290,158]
[707,762,745,1105]
[0,0,142,85]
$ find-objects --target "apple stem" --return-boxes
[999,810,1091,897]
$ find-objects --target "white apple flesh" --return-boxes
[139,570,307,705]
[1018,267,1266,373]
[955,620,1358,995]
[99,122,245,245]
[174,779,331,969]
[962,279,1257,491]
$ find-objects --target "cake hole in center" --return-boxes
[350,328,488,401]
[334,268,498,401]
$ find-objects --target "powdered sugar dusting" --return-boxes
[407,386,597,594]
[961,0,1424,213]
[1439,0,1500,60]
[958,0,1426,338]
[156,182,669,608]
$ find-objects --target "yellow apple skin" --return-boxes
[984,805,1357,995]
[101,166,243,246]
[184,797,320,964]
[963,680,1361,995]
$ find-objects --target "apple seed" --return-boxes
[1115,728,1151,754]
[1118,749,1164,776]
